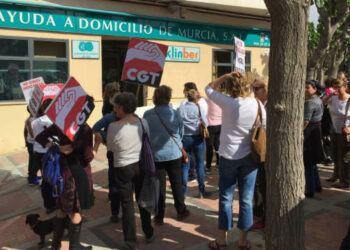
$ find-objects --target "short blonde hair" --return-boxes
[225,72,254,98]
[187,89,200,102]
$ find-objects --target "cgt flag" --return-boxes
[121,38,168,88]
[45,77,95,141]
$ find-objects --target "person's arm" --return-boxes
[26,118,34,138]
[208,72,232,90]
[92,115,109,139]
[322,92,335,105]
[304,100,314,130]
[199,105,208,127]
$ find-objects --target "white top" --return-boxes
[107,119,150,168]
[26,117,35,144]
[329,95,350,134]
[32,115,53,153]
[205,86,266,160]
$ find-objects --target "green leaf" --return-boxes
[315,0,325,8]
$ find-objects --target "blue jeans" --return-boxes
[182,135,205,195]
[218,155,257,231]
[305,165,321,193]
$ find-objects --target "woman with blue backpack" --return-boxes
[36,97,95,250]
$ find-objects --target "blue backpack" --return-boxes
[42,145,63,197]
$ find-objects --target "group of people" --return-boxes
[303,72,350,199]
[24,70,350,250]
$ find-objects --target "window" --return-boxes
[0,37,69,101]
[212,49,251,79]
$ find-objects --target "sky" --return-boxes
[309,4,319,25]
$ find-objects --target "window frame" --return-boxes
[212,48,251,80]
[0,35,69,103]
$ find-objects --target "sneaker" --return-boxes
[146,233,155,243]
[153,216,164,225]
[198,191,211,199]
[332,182,349,189]
[252,221,265,230]
[28,177,40,185]
[177,208,190,221]
[110,214,119,223]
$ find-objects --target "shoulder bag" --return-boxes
[195,101,210,139]
[139,118,157,176]
[154,108,189,164]
[251,98,266,164]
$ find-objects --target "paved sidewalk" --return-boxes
[0,147,349,250]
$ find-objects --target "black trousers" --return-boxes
[26,142,35,180]
[155,158,186,219]
[34,152,56,209]
[114,162,153,243]
[205,125,221,169]
[253,164,266,222]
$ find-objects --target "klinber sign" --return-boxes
[45,77,94,141]
[121,38,168,88]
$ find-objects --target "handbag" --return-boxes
[139,118,157,176]
[343,98,350,145]
[154,108,189,164]
[196,102,210,139]
[251,98,266,164]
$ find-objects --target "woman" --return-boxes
[205,72,266,250]
[102,81,120,116]
[251,77,268,230]
[177,89,209,198]
[36,106,95,250]
[323,78,350,188]
[304,80,324,198]
[143,85,190,225]
[107,92,154,249]
[205,84,222,173]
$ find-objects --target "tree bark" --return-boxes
[307,0,349,79]
[263,1,308,249]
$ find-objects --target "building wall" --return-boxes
[0,28,102,154]
[0,1,270,154]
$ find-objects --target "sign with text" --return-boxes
[40,84,63,102]
[121,38,168,88]
[72,40,100,59]
[166,46,199,62]
[28,84,44,116]
[45,77,95,141]
[234,37,245,73]
[20,77,45,104]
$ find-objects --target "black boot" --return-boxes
[69,221,92,250]
[51,217,68,250]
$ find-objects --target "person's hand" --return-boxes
[94,133,103,144]
[344,127,350,134]
[45,142,53,148]
[92,149,97,157]
[59,144,73,155]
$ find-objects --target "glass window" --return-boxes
[34,41,66,58]
[0,60,30,101]
[0,37,68,102]
[33,61,68,84]
[212,49,251,80]
[0,39,28,57]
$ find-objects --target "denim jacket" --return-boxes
[92,113,118,143]
[177,101,208,136]
[143,105,184,162]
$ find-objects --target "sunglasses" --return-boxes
[253,86,264,91]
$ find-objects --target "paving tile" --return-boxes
[8,151,29,166]
[305,210,349,250]
[0,190,36,217]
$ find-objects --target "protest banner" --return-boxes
[234,37,246,73]
[121,38,168,88]
[40,84,63,102]
[20,77,45,104]
[45,77,95,141]
[28,84,44,116]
